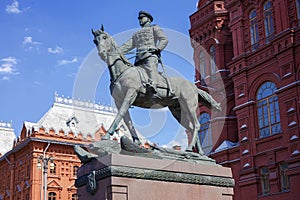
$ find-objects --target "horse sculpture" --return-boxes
[92,26,221,154]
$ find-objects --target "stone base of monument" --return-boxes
[75,154,234,200]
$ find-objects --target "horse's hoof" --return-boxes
[74,145,98,163]
[186,144,194,151]
[134,139,142,146]
[102,135,110,140]
[185,148,193,152]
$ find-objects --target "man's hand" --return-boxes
[149,48,161,56]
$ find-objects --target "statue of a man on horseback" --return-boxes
[119,11,168,94]
[79,11,222,160]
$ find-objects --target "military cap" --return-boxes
[138,10,153,22]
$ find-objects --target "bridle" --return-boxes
[94,31,134,89]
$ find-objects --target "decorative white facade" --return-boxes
[20,93,146,143]
[0,121,16,155]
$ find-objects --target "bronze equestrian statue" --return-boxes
[91,24,221,154]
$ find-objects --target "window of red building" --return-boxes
[279,162,290,191]
[73,166,79,177]
[199,50,207,79]
[27,164,30,177]
[260,167,270,195]
[198,112,212,154]
[257,82,282,138]
[48,192,56,200]
[72,194,79,200]
[296,0,300,26]
[210,45,217,76]
[50,163,56,175]
[249,9,259,51]
[263,0,274,42]
[17,169,21,182]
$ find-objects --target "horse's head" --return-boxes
[92,25,117,62]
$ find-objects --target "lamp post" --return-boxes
[37,154,55,200]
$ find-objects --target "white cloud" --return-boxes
[1,76,10,81]
[58,57,78,65]
[23,36,41,45]
[155,107,169,111]
[48,46,63,54]
[6,1,22,14]
[163,140,180,148]
[0,57,18,74]
[22,36,42,52]
[0,65,14,73]
[162,134,188,149]
[1,57,17,65]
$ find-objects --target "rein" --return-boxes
[105,42,134,91]
[108,59,136,93]
[107,58,123,69]
[95,33,146,92]
[108,49,158,60]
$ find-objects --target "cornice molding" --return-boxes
[75,165,235,189]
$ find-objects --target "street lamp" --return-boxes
[37,155,55,200]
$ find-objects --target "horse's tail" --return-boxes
[198,89,222,111]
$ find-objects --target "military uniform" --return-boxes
[119,11,168,92]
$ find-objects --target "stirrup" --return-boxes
[168,89,175,96]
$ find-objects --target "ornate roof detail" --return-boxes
[13,93,146,147]
[66,116,79,134]
[54,92,117,113]
[0,121,13,129]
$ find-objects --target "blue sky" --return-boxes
[0,0,199,147]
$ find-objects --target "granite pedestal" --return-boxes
[75,154,234,200]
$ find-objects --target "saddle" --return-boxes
[136,69,174,97]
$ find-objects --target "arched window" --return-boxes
[257,82,282,138]
[72,194,79,200]
[210,45,217,75]
[263,1,274,42]
[198,113,212,154]
[199,51,207,79]
[48,192,56,200]
[296,0,300,26]
[249,9,259,50]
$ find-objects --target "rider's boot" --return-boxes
[146,80,157,94]
[133,137,142,146]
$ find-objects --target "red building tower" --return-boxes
[190,0,300,199]
[189,0,237,155]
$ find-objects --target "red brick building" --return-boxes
[0,95,140,200]
[189,0,300,199]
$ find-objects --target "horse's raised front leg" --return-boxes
[103,89,138,140]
